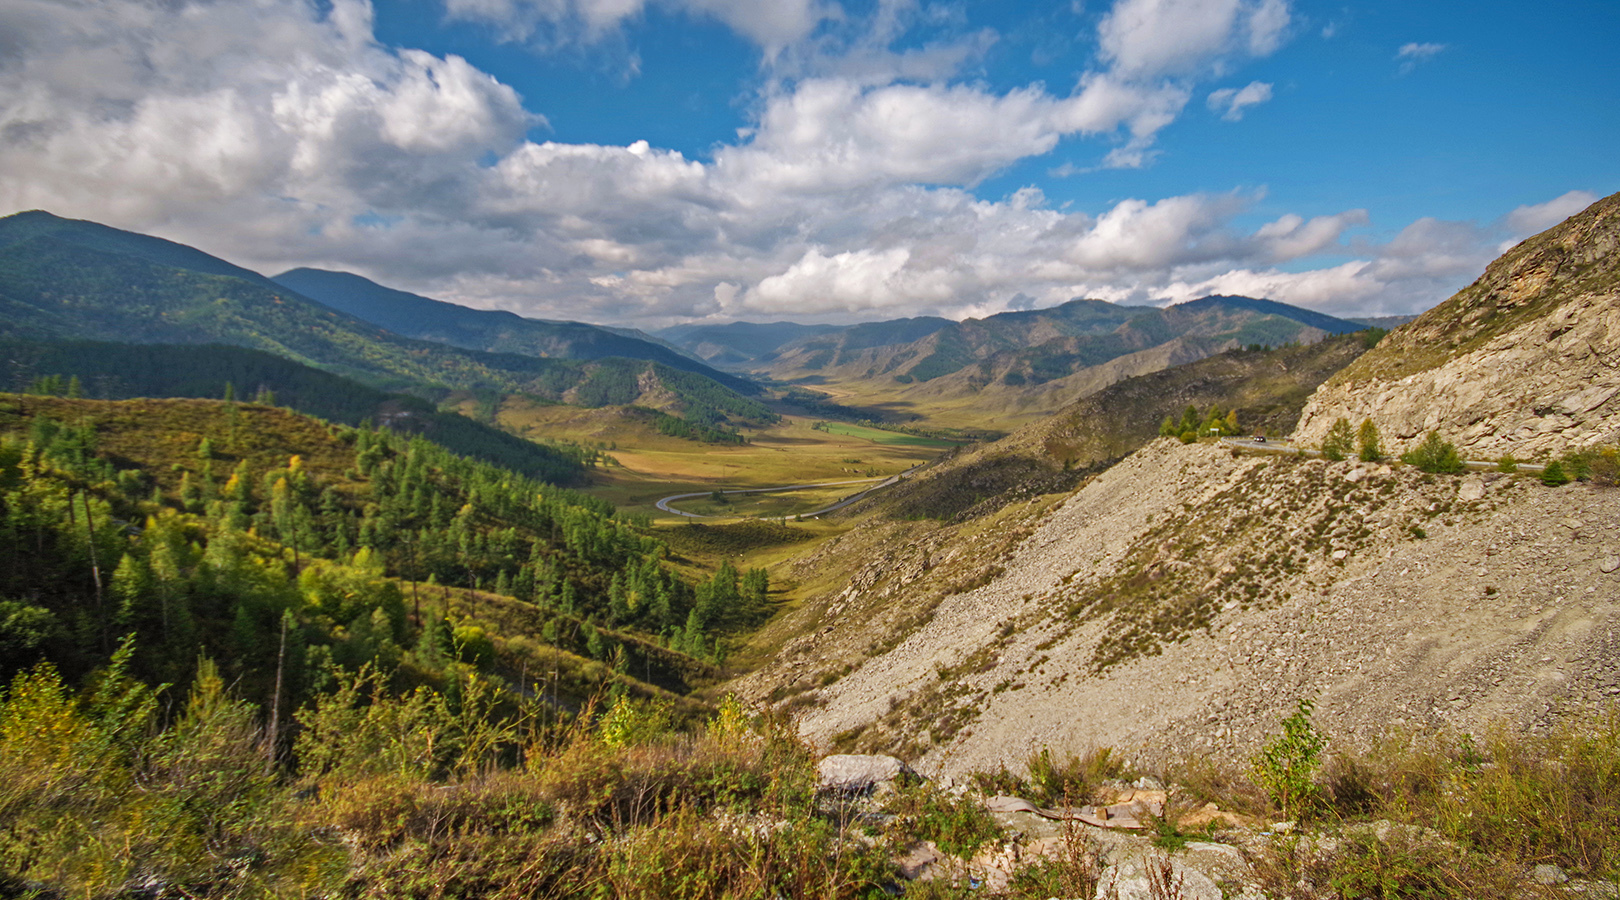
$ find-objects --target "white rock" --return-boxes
[816,754,915,792]
[1096,853,1222,900]
[1532,863,1568,885]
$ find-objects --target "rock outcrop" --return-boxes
[1294,191,1620,458]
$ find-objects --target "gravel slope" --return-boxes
[757,439,1619,777]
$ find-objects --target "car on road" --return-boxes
[1251,435,1267,442]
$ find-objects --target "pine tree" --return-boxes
[1357,419,1382,462]
[1322,418,1354,461]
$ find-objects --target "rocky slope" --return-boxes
[732,194,1620,784]
[1295,190,1620,458]
[737,439,1619,778]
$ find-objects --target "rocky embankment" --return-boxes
[1295,191,1620,458]
[745,439,1619,778]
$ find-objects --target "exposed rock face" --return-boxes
[1295,191,1620,458]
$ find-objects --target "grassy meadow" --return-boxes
[483,395,953,519]
[667,482,877,519]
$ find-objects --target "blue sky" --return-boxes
[1,0,1615,326]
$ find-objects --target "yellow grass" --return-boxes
[486,397,948,519]
[665,483,873,519]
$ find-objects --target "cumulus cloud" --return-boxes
[1504,190,1598,235]
[0,0,1561,329]
[1206,80,1272,120]
[444,0,835,55]
[1097,0,1290,78]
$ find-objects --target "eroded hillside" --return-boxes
[1296,190,1620,458]
[737,439,1620,777]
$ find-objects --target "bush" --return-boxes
[1401,432,1466,474]
[886,782,1002,860]
[1025,746,1124,806]
[1251,699,1325,820]
[1540,460,1571,486]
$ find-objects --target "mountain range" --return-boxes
[0,210,771,427]
[657,292,1367,430]
[272,267,754,393]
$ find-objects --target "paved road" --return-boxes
[655,467,920,520]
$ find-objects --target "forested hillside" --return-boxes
[0,211,776,429]
[1,338,590,482]
[273,267,756,393]
[0,395,775,700]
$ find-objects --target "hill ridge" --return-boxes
[1294,190,1620,458]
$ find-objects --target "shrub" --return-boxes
[1025,746,1124,806]
[1251,699,1325,820]
[600,694,673,750]
[887,782,1002,860]
[1401,432,1466,474]
[1540,460,1571,486]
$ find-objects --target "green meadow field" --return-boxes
[475,396,958,519]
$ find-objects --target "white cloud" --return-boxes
[442,0,835,55]
[0,0,1554,330]
[1097,0,1290,78]
[1504,190,1598,235]
[1253,209,1367,258]
[1396,41,1445,73]
[1206,80,1272,120]
[713,74,1191,196]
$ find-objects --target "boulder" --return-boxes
[816,754,916,793]
[1532,863,1568,885]
[1096,851,1222,900]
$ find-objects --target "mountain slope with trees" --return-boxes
[1,338,593,482]
[0,211,775,428]
[0,394,766,693]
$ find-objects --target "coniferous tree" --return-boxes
[1322,418,1354,461]
[1357,419,1382,462]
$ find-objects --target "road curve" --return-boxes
[655,467,921,520]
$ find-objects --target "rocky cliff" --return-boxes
[1294,191,1620,458]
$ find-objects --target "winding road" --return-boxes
[655,467,920,520]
